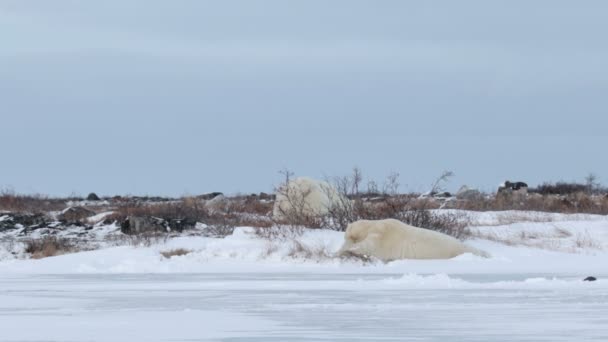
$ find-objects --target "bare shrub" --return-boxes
[397,210,471,240]
[231,196,274,216]
[253,225,305,240]
[574,231,603,250]
[201,225,237,238]
[554,227,572,238]
[286,240,333,261]
[531,182,588,196]
[272,169,327,229]
[126,233,169,247]
[160,248,192,258]
[24,237,77,259]
[337,250,375,263]
[323,169,469,237]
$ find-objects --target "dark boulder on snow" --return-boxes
[583,276,597,282]
[58,207,95,225]
[0,213,51,231]
[432,191,452,198]
[86,193,101,201]
[121,216,167,235]
[198,192,224,200]
[120,216,196,235]
[498,181,528,194]
[258,192,275,201]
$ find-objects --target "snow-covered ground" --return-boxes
[1,210,607,341]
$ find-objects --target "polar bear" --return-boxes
[273,177,346,221]
[338,219,489,261]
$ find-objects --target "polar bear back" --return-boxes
[340,219,485,261]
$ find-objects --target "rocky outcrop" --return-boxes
[0,213,51,231]
[456,186,483,200]
[86,193,101,201]
[120,216,196,235]
[197,192,224,200]
[498,181,528,194]
[58,207,95,225]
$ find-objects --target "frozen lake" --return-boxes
[1,273,607,341]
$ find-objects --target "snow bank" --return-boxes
[1,210,607,276]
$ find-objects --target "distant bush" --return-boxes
[454,190,608,215]
[530,182,588,195]
[0,189,66,213]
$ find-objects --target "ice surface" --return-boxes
[1,273,607,341]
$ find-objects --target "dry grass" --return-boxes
[574,231,603,250]
[455,192,608,215]
[160,248,192,258]
[104,232,170,247]
[0,190,67,213]
[253,225,305,240]
[24,237,77,259]
[472,226,603,253]
[286,240,332,260]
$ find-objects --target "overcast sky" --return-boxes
[1,1,607,196]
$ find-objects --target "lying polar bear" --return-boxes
[338,219,489,261]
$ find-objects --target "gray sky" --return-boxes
[1,1,607,196]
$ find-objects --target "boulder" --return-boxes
[121,216,168,235]
[58,206,95,225]
[198,192,224,200]
[0,213,50,231]
[258,192,275,201]
[204,195,228,214]
[456,186,483,200]
[433,191,452,199]
[86,193,101,201]
[498,181,528,194]
[120,216,196,235]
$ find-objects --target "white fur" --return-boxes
[338,219,489,261]
[273,177,345,221]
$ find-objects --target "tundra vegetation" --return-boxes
[1,171,607,258]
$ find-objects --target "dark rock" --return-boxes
[498,181,529,193]
[86,193,101,201]
[433,191,452,198]
[456,186,483,200]
[258,192,275,201]
[121,216,167,235]
[583,276,597,282]
[120,216,196,235]
[0,213,51,231]
[58,207,95,225]
[198,192,224,200]
[166,218,197,232]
